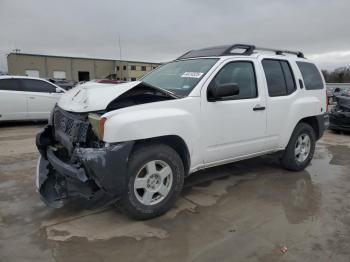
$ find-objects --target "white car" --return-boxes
[36,44,329,219]
[0,76,65,122]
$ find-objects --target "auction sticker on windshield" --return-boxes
[181,72,204,78]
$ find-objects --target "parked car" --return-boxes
[47,78,76,90]
[329,96,350,131]
[36,44,328,219]
[0,76,65,122]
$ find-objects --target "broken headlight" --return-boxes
[88,114,107,140]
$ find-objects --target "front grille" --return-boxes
[53,107,90,144]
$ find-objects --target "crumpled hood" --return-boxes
[58,81,142,112]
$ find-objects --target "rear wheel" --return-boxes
[280,123,316,171]
[120,144,184,220]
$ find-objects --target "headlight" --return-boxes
[88,114,107,140]
[48,104,57,125]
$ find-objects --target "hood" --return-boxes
[58,81,177,113]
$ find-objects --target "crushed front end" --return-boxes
[36,106,134,208]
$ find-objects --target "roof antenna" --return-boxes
[118,35,122,60]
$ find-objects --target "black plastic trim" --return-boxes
[177,44,305,60]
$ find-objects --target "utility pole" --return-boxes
[118,35,123,80]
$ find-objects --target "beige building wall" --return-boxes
[94,60,114,79]
[46,57,72,80]
[115,61,159,81]
[7,54,46,77]
[7,53,162,82]
[71,59,95,81]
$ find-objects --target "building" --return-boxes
[7,53,162,82]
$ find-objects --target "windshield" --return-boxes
[141,58,219,97]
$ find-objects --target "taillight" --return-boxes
[326,91,329,113]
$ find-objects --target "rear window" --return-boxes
[262,59,296,97]
[21,79,56,93]
[296,62,324,90]
[0,79,22,91]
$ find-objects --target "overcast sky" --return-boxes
[0,0,349,72]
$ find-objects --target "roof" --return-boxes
[0,75,43,80]
[0,75,63,89]
[177,44,305,60]
[7,52,163,65]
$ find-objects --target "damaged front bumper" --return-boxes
[36,125,134,208]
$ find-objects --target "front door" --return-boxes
[201,60,267,165]
[20,79,60,120]
[0,79,27,121]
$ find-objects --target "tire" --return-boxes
[280,123,316,171]
[120,143,184,220]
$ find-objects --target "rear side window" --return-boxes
[262,59,296,97]
[21,79,56,93]
[296,62,324,90]
[0,79,22,91]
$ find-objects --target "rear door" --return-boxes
[20,79,61,120]
[260,58,299,149]
[0,79,27,121]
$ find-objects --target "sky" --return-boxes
[0,0,350,72]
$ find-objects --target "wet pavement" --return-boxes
[0,123,350,262]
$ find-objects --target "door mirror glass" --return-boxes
[208,83,239,101]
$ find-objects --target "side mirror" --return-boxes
[56,87,64,93]
[208,82,239,102]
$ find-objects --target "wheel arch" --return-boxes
[297,116,322,140]
[130,135,191,176]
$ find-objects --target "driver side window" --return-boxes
[213,61,257,100]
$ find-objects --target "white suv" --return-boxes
[36,44,329,219]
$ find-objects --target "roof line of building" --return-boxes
[7,52,164,65]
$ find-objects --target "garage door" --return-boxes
[25,70,40,78]
[53,71,66,79]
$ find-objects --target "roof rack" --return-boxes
[254,46,305,58]
[177,44,305,59]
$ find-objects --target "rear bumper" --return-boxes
[315,113,329,139]
[36,125,134,208]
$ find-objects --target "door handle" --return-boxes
[253,105,265,111]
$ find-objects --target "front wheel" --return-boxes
[120,144,184,220]
[280,123,316,171]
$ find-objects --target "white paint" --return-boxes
[56,53,326,174]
